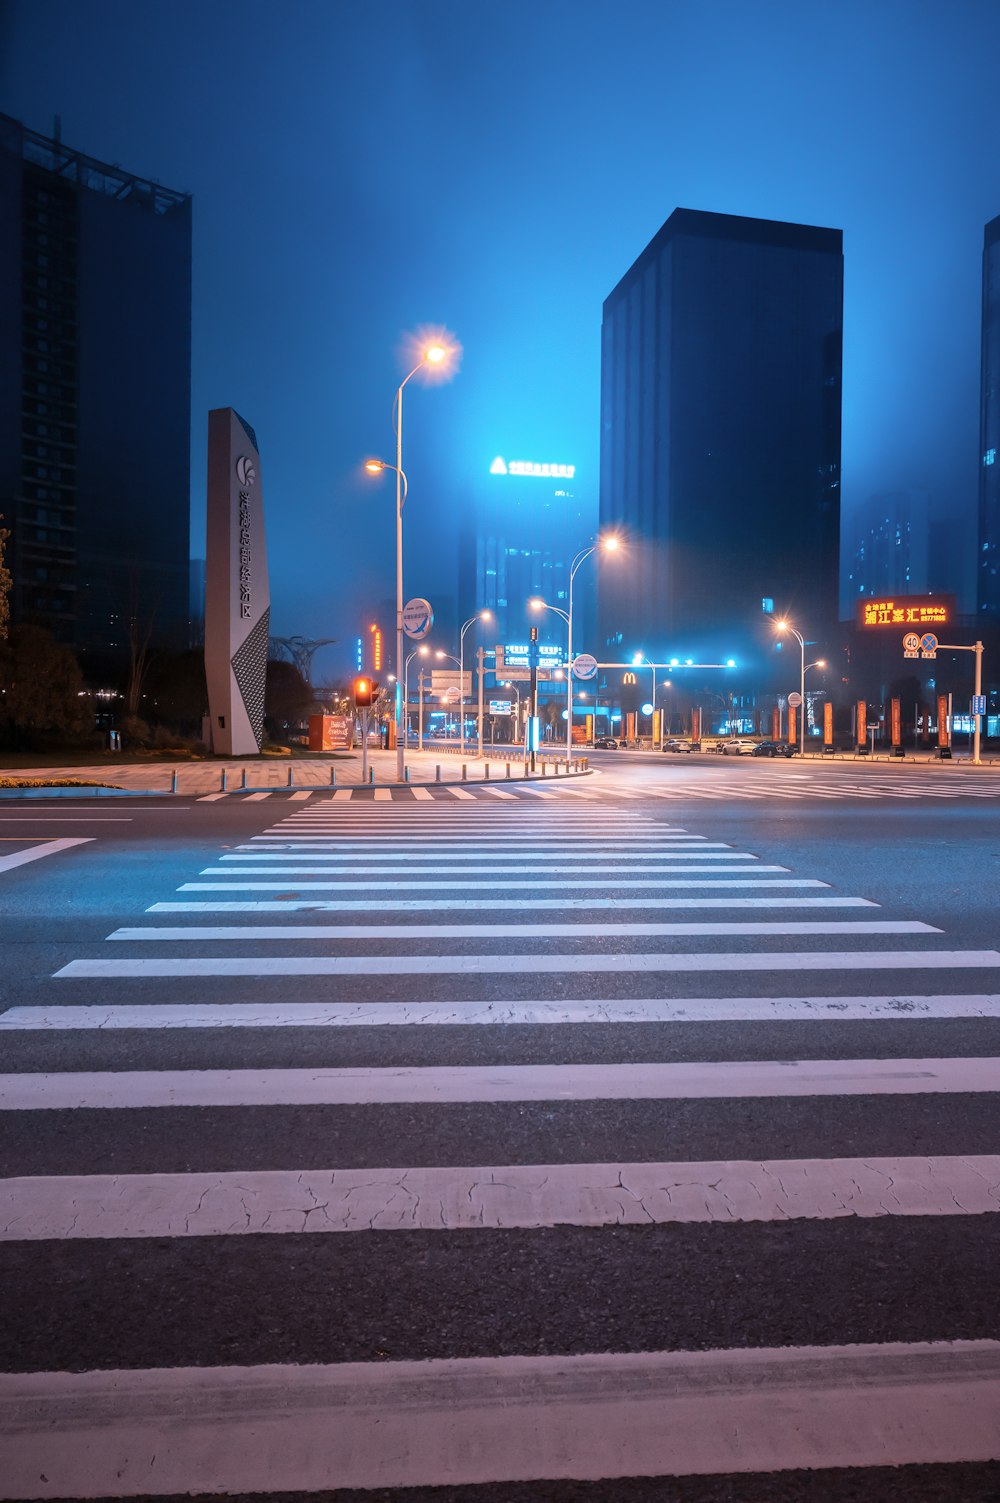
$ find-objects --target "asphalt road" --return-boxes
[2,758,1000,1500]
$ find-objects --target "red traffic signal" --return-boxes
[353,676,378,707]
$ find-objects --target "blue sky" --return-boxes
[2,0,998,679]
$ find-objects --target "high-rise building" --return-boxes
[598,208,843,664]
[458,456,588,651]
[0,114,191,678]
[845,490,930,603]
[978,213,1000,620]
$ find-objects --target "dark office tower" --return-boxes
[598,209,843,663]
[0,114,191,678]
[978,214,1000,619]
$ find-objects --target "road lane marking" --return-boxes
[8,994,1000,1028]
[107,920,934,941]
[5,1340,1000,1493]
[7,1153,1000,1241]
[52,949,1000,979]
[0,837,93,873]
[144,897,872,913]
[151,880,828,900]
[11,1055,1000,1109]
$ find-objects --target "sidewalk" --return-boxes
[0,746,590,797]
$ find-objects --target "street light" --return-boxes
[364,337,455,782]
[774,618,826,755]
[403,644,429,746]
[459,609,492,758]
[632,652,657,746]
[531,533,620,762]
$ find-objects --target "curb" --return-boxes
[0,770,594,800]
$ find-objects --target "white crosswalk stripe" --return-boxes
[6,794,1000,1497]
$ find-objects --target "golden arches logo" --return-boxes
[623,672,637,685]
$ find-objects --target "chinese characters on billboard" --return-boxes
[857,595,954,629]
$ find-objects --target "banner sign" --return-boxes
[857,700,867,747]
[823,702,833,746]
[938,694,950,749]
[858,594,953,629]
[891,698,901,747]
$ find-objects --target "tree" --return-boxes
[0,625,93,745]
[264,658,314,738]
[0,516,10,643]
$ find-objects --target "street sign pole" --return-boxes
[477,645,485,760]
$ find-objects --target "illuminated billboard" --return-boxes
[489,456,575,479]
[857,594,955,629]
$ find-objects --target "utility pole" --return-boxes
[477,645,485,759]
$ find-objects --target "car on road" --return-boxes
[752,739,796,758]
[720,737,758,755]
[663,738,696,753]
[593,736,619,749]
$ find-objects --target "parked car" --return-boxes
[752,739,796,758]
[593,736,619,749]
[663,738,696,753]
[721,737,758,755]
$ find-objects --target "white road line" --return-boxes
[53,949,1000,979]
[8,1153,1000,1241]
[144,897,873,914]
[254,835,706,845]
[204,851,761,864]
[149,880,829,903]
[444,786,476,799]
[9,993,1000,1029]
[179,867,791,887]
[108,920,934,941]
[12,1055,1000,1109]
[6,1340,1000,1492]
[240,791,271,801]
[477,786,517,798]
[287,791,313,801]
[0,836,94,873]
[409,787,434,800]
[374,789,392,801]
[196,792,227,802]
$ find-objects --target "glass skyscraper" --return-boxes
[0,114,191,678]
[598,208,843,665]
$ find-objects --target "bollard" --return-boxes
[485,762,490,780]
[541,761,547,777]
[330,766,337,786]
[462,763,467,781]
[506,762,511,779]
[436,765,441,783]
[287,766,294,787]
[369,768,374,784]
[222,768,228,792]
[405,767,410,783]
[523,760,529,778]
[171,769,178,794]
[241,767,248,790]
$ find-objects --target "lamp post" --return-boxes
[459,610,492,758]
[632,653,657,745]
[531,535,619,762]
[434,650,460,739]
[364,339,448,782]
[774,618,826,755]
[403,645,429,747]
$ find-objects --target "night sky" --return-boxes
[2,0,999,682]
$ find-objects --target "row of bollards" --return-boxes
[185,753,588,796]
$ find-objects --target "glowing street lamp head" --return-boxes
[364,459,385,475]
[528,597,546,612]
[425,344,446,364]
[774,619,789,632]
[816,659,827,669]
[601,534,620,552]
[479,609,493,621]
[632,652,644,665]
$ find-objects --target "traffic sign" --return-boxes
[443,686,461,704]
[920,632,938,659]
[787,691,803,708]
[903,632,920,659]
[973,695,987,716]
[572,652,598,680]
[489,700,512,715]
[402,597,433,639]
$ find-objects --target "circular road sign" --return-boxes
[572,652,598,680]
[920,632,939,654]
[443,686,461,704]
[641,702,654,716]
[787,691,803,708]
[903,632,921,653]
[402,597,434,640]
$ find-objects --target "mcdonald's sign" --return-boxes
[623,672,637,685]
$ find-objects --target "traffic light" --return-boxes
[530,626,538,641]
[353,676,377,707]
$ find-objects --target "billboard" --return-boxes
[857,594,954,629]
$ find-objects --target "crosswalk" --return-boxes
[195,765,1000,802]
[3,799,1000,1495]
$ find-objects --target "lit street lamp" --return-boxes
[531,534,619,762]
[364,337,451,781]
[403,644,429,746]
[774,618,826,755]
[459,609,492,758]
